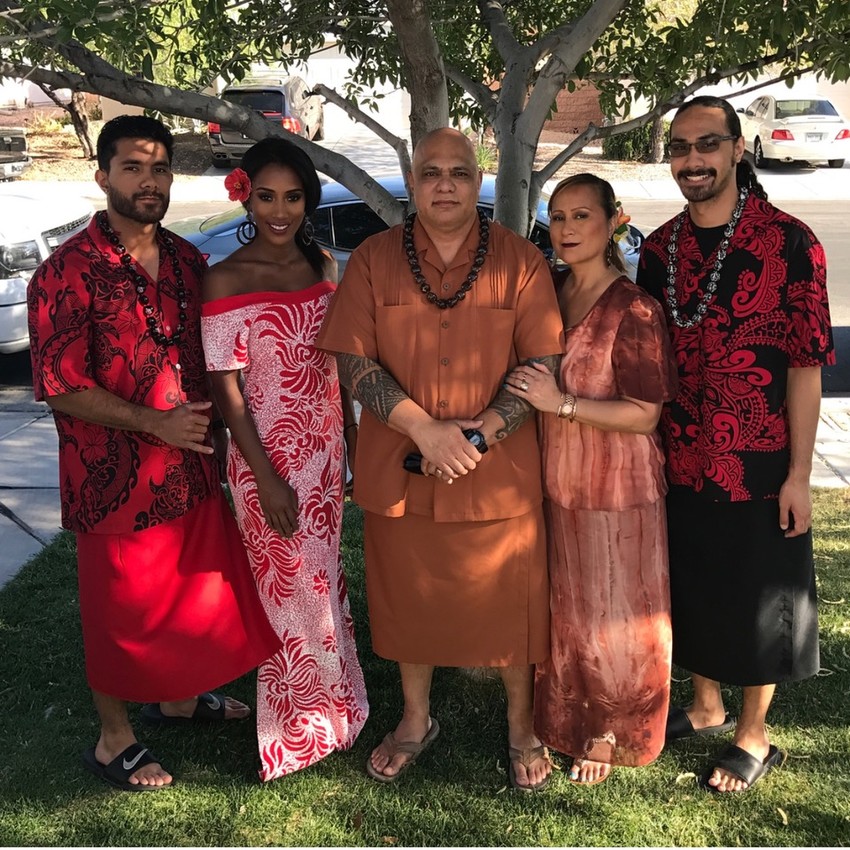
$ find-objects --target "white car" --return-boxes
[737,94,850,169]
[0,185,92,354]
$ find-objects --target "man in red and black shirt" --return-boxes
[637,96,834,794]
[27,116,279,791]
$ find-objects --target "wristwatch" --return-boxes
[462,428,489,454]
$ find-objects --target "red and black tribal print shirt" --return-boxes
[637,193,834,502]
[27,216,218,534]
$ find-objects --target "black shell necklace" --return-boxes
[96,210,188,347]
[403,209,489,309]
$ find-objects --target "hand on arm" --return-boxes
[336,352,483,480]
[46,386,214,454]
[778,366,821,537]
[208,370,299,538]
[505,361,663,434]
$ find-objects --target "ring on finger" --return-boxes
[521,380,529,391]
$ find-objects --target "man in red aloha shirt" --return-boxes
[27,115,279,792]
[637,96,834,795]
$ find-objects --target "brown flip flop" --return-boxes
[365,717,440,783]
[508,744,552,792]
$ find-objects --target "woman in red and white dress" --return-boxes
[201,138,368,781]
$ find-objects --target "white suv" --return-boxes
[0,184,92,354]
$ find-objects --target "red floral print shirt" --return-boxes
[27,216,218,533]
[637,194,834,501]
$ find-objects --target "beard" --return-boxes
[675,155,737,203]
[107,186,170,224]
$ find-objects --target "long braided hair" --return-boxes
[674,95,769,201]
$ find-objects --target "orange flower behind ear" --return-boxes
[225,168,252,202]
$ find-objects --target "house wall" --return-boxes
[540,81,605,143]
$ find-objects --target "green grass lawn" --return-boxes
[1,490,848,847]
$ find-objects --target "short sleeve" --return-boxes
[316,241,378,359]
[512,247,563,360]
[27,253,97,400]
[785,227,834,367]
[612,293,678,403]
[200,308,251,371]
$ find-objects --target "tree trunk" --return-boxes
[491,124,538,236]
[386,0,449,148]
[648,113,665,164]
[34,84,95,159]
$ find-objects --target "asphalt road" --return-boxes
[2,198,847,391]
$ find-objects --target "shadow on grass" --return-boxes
[0,494,848,846]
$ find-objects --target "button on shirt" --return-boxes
[317,216,562,521]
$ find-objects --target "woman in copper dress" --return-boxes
[201,138,368,781]
[506,174,676,785]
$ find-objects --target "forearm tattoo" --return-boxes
[336,353,410,424]
[489,354,561,442]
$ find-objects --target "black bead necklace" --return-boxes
[403,208,489,309]
[96,210,188,347]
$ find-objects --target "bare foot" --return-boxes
[369,715,433,778]
[159,693,249,720]
[569,758,611,785]
[508,739,552,789]
[95,735,172,788]
[706,731,770,793]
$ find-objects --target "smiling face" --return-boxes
[95,137,173,225]
[247,163,306,246]
[548,183,616,267]
[669,105,745,206]
[408,129,483,236]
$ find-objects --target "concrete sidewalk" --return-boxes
[1,391,848,590]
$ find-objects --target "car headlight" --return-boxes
[0,240,41,277]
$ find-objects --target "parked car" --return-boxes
[737,94,850,169]
[0,185,92,354]
[208,77,325,169]
[170,174,644,278]
[0,125,31,180]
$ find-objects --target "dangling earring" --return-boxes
[237,210,257,245]
[298,218,315,246]
[605,238,615,266]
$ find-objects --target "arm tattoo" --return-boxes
[336,353,410,425]
[488,354,561,442]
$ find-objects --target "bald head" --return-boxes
[412,128,478,173]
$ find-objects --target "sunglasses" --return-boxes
[665,134,738,158]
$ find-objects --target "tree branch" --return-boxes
[0,60,406,226]
[444,63,498,122]
[311,82,412,177]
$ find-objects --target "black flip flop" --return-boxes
[82,743,171,792]
[665,706,736,743]
[699,743,786,792]
[140,691,238,725]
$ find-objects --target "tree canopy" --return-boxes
[2,0,849,232]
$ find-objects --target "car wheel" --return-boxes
[828,158,845,169]
[753,138,772,169]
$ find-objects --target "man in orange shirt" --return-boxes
[318,128,562,790]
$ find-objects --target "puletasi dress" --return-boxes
[202,282,368,781]
[534,277,677,767]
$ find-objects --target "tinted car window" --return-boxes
[224,91,286,114]
[329,203,389,250]
[311,208,331,245]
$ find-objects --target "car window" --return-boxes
[223,90,286,114]
[754,99,769,119]
[329,203,392,250]
[311,208,331,245]
[776,99,838,118]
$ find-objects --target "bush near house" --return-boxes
[603,120,670,162]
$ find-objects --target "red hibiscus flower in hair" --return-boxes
[225,167,251,202]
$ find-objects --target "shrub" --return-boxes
[603,119,670,162]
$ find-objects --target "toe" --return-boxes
[224,696,250,720]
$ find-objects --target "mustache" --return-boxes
[677,168,716,179]
[134,192,165,201]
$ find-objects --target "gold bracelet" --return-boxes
[569,395,578,422]
[556,393,576,420]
